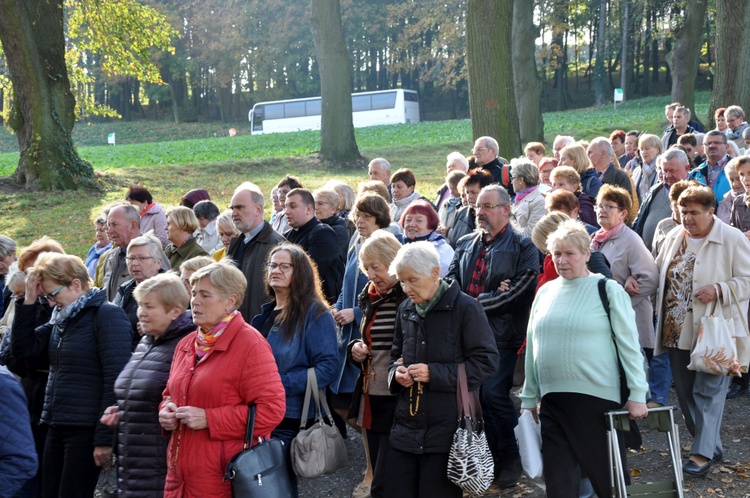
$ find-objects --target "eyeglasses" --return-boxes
[268,262,294,272]
[594,204,621,212]
[477,203,504,210]
[472,147,488,154]
[704,141,725,147]
[126,256,156,263]
[42,285,66,302]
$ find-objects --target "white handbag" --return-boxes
[514,409,543,479]
[688,284,741,376]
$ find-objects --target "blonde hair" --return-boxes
[180,256,215,274]
[189,260,247,305]
[30,253,92,291]
[559,144,593,174]
[133,272,190,311]
[531,212,570,253]
[638,134,662,154]
[546,219,591,255]
[358,231,402,273]
[166,206,200,233]
[550,166,582,190]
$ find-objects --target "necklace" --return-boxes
[408,382,423,416]
[166,423,183,469]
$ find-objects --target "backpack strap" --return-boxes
[502,164,511,188]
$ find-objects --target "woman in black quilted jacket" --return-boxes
[101,273,193,497]
[11,253,132,498]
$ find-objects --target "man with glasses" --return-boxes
[472,136,514,196]
[270,175,303,235]
[227,182,285,322]
[446,184,538,489]
[367,158,392,201]
[723,105,749,151]
[688,130,732,202]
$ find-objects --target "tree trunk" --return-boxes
[620,0,629,100]
[467,0,521,159]
[512,0,544,144]
[709,0,750,126]
[665,0,708,124]
[593,0,608,105]
[0,0,93,189]
[310,0,361,164]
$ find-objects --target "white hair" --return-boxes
[446,152,469,171]
[389,241,439,278]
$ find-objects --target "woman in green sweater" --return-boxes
[520,220,648,498]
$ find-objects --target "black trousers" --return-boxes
[540,393,621,498]
[365,429,391,498]
[42,425,100,498]
[383,447,462,498]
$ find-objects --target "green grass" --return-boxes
[0,91,712,256]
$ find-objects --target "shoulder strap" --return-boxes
[502,164,510,188]
[243,404,256,450]
[598,277,625,368]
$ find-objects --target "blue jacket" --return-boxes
[0,366,37,495]
[252,301,338,420]
[689,160,731,205]
[331,244,369,394]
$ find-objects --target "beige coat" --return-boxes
[595,225,659,348]
[512,187,546,237]
[654,217,750,354]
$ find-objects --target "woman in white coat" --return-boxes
[510,158,546,237]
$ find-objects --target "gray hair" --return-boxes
[743,128,750,140]
[509,158,540,187]
[111,204,141,229]
[546,219,591,256]
[313,188,341,214]
[389,241,440,278]
[705,129,728,144]
[189,260,248,306]
[446,152,469,171]
[133,272,190,312]
[476,136,499,156]
[323,180,356,211]
[0,235,17,260]
[480,184,512,206]
[693,132,705,146]
[233,181,265,207]
[554,135,575,147]
[727,141,741,157]
[368,158,391,173]
[193,200,220,221]
[4,262,24,290]
[127,233,163,262]
[590,137,614,159]
[726,105,745,121]
[662,147,690,166]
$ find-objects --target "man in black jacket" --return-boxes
[472,136,514,197]
[284,188,344,303]
[446,184,538,489]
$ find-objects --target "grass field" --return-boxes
[0,91,711,256]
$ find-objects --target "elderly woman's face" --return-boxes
[403,213,431,240]
[95,223,109,246]
[552,177,577,194]
[267,251,294,292]
[137,291,182,337]
[356,212,380,239]
[639,144,658,165]
[0,252,15,275]
[391,181,413,202]
[40,279,77,308]
[716,115,727,131]
[218,226,239,249]
[679,202,714,238]
[551,241,589,280]
[511,175,526,193]
[595,198,628,230]
[362,257,398,294]
[166,216,183,244]
[191,278,235,329]
[314,196,337,221]
[525,150,542,165]
[126,245,161,284]
[180,269,195,295]
[398,266,440,305]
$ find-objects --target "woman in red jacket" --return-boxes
[158,260,286,498]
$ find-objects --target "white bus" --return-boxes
[248,89,420,135]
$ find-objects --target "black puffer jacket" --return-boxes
[114,311,194,497]
[113,278,140,351]
[388,281,498,454]
[11,289,132,446]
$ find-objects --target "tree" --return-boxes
[708,0,750,128]
[512,0,544,144]
[467,0,521,159]
[310,0,361,163]
[665,0,708,122]
[593,0,608,106]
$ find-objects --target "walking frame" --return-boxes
[606,405,684,498]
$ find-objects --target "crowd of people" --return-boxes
[1,100,750,498]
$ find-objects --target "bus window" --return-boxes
[352,95,371,112]
[252,106,264,132]
[404,92,419,102]
[306,100,321,116]
[285,101,306,118]
[265,103,285,120]
[371,92,396,110]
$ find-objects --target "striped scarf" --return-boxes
[194,311,238,362]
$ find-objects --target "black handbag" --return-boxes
[224,404,294,498]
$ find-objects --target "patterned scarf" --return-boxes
[514,185,537,204]
[591,222,624,251]
[194,310,238,362]
[49,288,98,332]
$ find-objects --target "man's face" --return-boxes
[229,190,262,234]
[586,143,607,168]
[662,157,690,187]
[624,135,638,156]
[672,111,689,131]
[472,139,494,166]
[368,163,390,184]
[107,207,136,249]
[285,194,313,228]
[704,135,727,164]
[475,190,508,233]
[666,107,675,123]
[553,139,566,160]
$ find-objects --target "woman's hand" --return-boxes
[100,405,120,427]
[624,276,640,296]
[694,284,720,303]
[520,407,539,424]
[23,274,41,305]
[407,363,430,384]
[93,446,112,467]
[175,406,208,430]
[332,308,355,326]
[625,400,648,420]
[351,341,369,362]
[159,400,179,431]
[436,225,448,236]
[395,365,415,388]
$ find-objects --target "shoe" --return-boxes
[495,457,521,489]
[682,459,711,477]
[646,401,663,409]
[351,482,370,498]
[726,383,748,399]
[713,450,723,463]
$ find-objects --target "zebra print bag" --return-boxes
[446,363,494,496]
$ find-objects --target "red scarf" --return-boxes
[140,202,156,218]
[194,311,238,363]
[591,222,624,251]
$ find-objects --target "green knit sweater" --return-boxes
[520,274,648,408]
